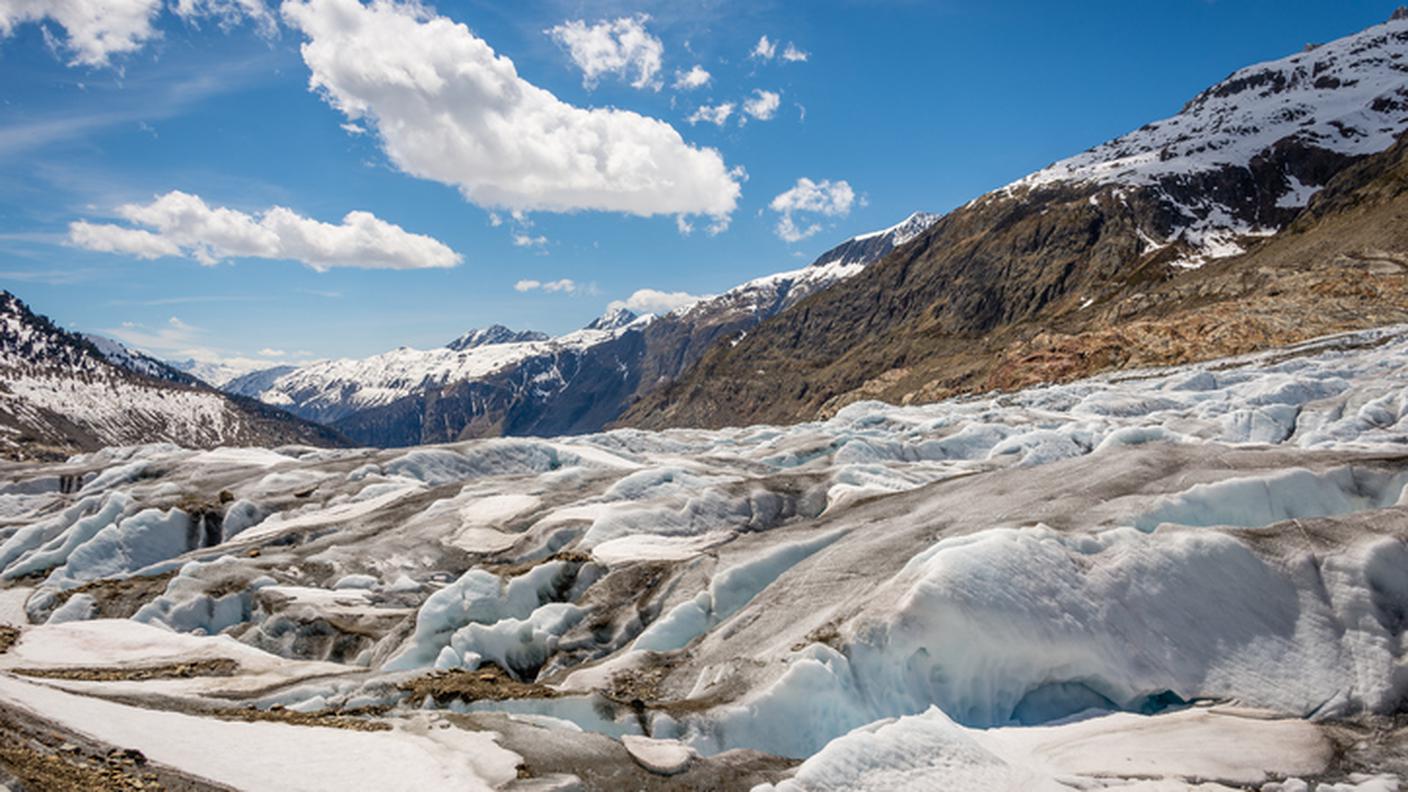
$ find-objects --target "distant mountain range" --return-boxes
[202,212,940,446]
[0,292,346,460]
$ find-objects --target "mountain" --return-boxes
[0,292,348,460]
[583,307,639,331]
[229,214,937,446]
[620,11,1408,430]
[168,358,266,389]
[445,324,550,351]
[222,364,301,399]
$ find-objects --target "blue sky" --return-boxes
[0,0,1399,371]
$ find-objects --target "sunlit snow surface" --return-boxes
[3,325,1408,789]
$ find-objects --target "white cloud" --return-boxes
[69,190,461,271]
[339,121,366,135]
[750,34,807,65]
[769,177,856,243]
[749,34,775,61]
[781,43,808,62]
[515,278,576,293]
[0,0,162,66]
[282,0,740,226]
[107,316,254,369]
[512,233,548,248]
[743,89,780,121]
[687,101,734,127]
[171,0,276,36]
[608,288,708,315]
[547,13,662,91]
[673,65,710,90]
[0,0,272,66]
[258,347,286,357]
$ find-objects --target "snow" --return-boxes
[1134,466,1408,530]
[1013,9,1408,191]
[332,573,379,590]
[383,561,574,672]
[0,674,522,792]
[0,619,321,673]
[757,705,1331,791]
[1277,174,1323,208]
[621,734,696,775]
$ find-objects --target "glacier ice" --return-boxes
[1,324,1408,786]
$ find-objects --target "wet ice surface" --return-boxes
[3,325,1408,789]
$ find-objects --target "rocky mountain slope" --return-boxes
[0,292,347,460]
[622,12,1408,430]
[229,214,938,446]
[1,324,1407,788]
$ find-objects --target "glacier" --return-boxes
[1,324,1408,788]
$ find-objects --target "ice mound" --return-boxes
[1134,466,1408,530]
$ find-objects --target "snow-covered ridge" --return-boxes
[250,321,637,422]
[445,324,549,352]
[1011,16,1408,191]
[0,292,335,457]
[990,13,1408,269]
[847,210,941,247]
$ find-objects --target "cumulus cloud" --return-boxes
[769,177,856,243]
[515,278,577,293]
[687,101,734,127]
[781,43,808,62]
[258,347,286,357]
[0,0,162,66]
[512,233,548,249]
[743,89,780,121]
[547,13,662,90]
[283,0,739,227]
[749,34,775,60]
[673,65,710,90]
[608,288,708,315]
[68,190,461,271]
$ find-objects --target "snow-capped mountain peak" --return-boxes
[446,324,549,351]
[585,307,639,331]
[1013,14,1408,192]
[993,10,1408,268]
